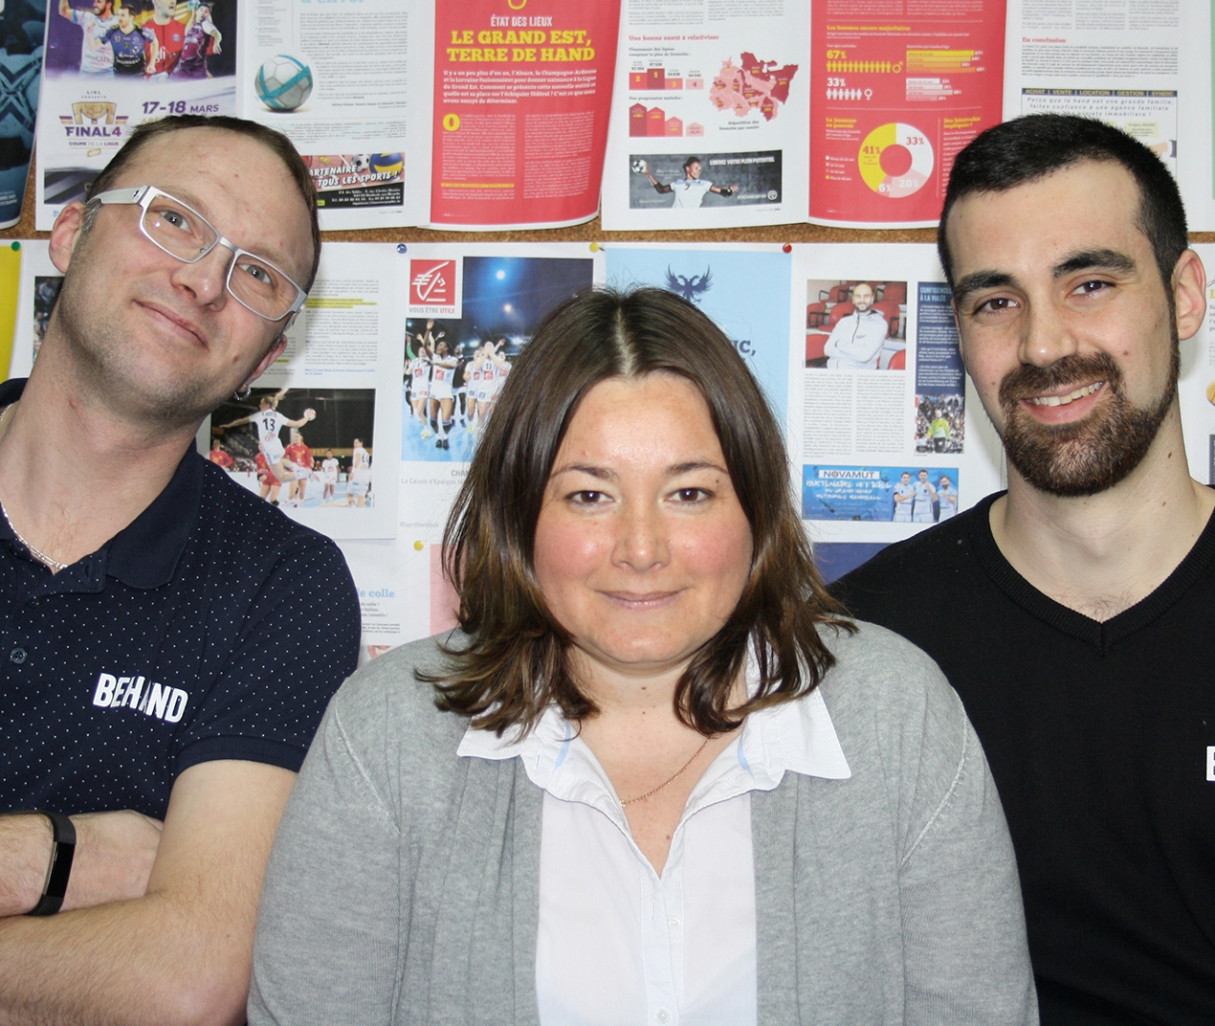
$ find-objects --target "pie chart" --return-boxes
[858,123,934,198]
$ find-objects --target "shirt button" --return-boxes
[656,1011,671,1024]
[667,915,681,930]
[10,647,26,664]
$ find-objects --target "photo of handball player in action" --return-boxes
[212,387,377,509]
[217,388,315,490]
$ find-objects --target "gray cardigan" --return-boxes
[250,623,1037,1025]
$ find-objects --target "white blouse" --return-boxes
[456,679,850,1026]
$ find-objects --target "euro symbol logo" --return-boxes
[413,268,447,303]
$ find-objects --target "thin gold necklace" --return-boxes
[620,736,711,807]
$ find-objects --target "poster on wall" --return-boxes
[37,0,237,227]
[429,0,621,228]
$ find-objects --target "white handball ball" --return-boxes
[255,55,313,112]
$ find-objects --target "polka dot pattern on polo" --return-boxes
[0,452,360,819]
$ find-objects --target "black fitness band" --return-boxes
[27,810,75,916]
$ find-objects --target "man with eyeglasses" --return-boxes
[0,115,359,1024]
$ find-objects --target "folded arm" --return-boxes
[0,809,162,918]
[0,760,295,1026]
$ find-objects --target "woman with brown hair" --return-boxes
[250,287,1035,1025]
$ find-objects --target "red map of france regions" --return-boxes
[710,53,798,121]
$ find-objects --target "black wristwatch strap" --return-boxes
[27,810,76,916]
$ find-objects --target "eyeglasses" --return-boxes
[90,185,308,322]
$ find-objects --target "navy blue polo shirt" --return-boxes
[0,379,360,818]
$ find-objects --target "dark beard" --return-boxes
[997,347,1178,497]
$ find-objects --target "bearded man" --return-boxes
[833,114,1214,1026]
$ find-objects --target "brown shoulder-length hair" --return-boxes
[426,286,853,736]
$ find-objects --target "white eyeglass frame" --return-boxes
[89,184,309,323]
